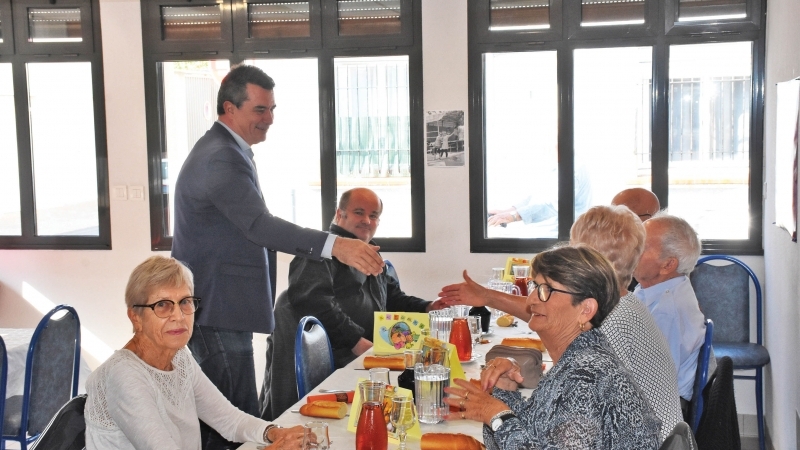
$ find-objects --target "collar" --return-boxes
[328,224,377,247]
[635,275,687,304]
[216,120,254,159]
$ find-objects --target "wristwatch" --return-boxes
[264,424,282,443]
[490,410,516,431]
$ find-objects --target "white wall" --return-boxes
[0,0,786,442]
[762,0,800,447]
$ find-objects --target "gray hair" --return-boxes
[125,256,194,309]
[649,212,701,275]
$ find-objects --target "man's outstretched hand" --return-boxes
[332,237,384,276]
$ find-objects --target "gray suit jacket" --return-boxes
[171,122,329,334]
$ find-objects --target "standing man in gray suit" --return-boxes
[172,65,384,450]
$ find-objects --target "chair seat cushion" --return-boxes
[712,343,770,368]
[3,394,23,435]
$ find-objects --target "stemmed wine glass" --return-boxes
[389,396,416,450]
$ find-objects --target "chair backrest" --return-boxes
[0,335,7,439]
[24,305,82,436]
[29,394,87,450]
[690,255,762,344]
[690,319,714,432]
[658,421,698,450]
[695,356,741,450]
[384,259,400,284]
[294,316,335,399]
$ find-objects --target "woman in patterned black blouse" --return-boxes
[444,245,661,450]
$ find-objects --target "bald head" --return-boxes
[334,188,383,242]
[611,188,660,222]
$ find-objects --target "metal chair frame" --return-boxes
[294,316,335,399]
[1,305,81,450]
[0,336,7,449]
[690,319,713,432]
[694,255,767,450]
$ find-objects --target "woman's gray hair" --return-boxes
[125,256,194,309]
[570,205,645,289]
[649,212,701,275]
[531,244,620,328]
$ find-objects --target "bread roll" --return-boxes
[421,433,486,450]
[363,355,406,371]
[299,401,347,419]
[501,337,546,352]
[496,314,515,327]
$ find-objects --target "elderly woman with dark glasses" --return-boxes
[85,256,303,450]
[445,245,660,450]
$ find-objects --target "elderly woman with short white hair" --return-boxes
[85,256,303,449]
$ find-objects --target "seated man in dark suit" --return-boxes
[261,188,446,419]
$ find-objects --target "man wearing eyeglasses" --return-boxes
[171,65,384,450]
[633,213,706,419]
[261,188,447,420]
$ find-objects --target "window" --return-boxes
[470,0,764,254]
[142,0,423,251]
[0,0,109,249]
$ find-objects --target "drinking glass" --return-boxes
[451,305,471,317]
[369,367,391,386]
[389,396,417,450]
[302,421,330,450]
[490,267,505,281]
[467,316,482,348]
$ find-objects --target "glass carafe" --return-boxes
[356,381,388,450]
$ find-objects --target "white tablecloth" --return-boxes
[238,320,545,449]
[0,328,91,399]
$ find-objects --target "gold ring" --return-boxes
[464,392,469,400]
[459,400,465,409]
[461,412,465,419]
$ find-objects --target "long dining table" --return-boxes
[237,317,548,449]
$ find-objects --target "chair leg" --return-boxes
[756,368,765,450]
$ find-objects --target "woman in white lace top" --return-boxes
[85,256,304,449]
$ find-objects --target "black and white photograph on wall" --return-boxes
[426,110,465,167]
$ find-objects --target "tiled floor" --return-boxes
[741,435,767,450]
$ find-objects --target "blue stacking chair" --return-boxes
[2,305,81,450]
[690,319,714,432]
[690,256,769,450]
[294,316,335,399]
[385,259,400,284]
[0,335,7,447]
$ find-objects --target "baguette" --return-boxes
[363,355,406,371]
[306,391,355,404]
[421,433,486,450]
[501,336,546,352]
[298,401,347,419]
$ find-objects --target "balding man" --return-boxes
[612,187,660,221]
[262,188,446,419]
[633,213,706,416]
[612,188,661,290]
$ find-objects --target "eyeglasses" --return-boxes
[132,296,200,318]
[527,280,585,303]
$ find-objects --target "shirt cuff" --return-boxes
[321,234,336,259]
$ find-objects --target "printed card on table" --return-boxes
[372,312,430,355]
[347,378,422,443]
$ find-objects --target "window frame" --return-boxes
[142,0,425,253]
[0,0,110,250]
[0,1,14,55]
[468,0,765,255]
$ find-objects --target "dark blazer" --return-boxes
[171,122,329,334]
[261,225,430,419]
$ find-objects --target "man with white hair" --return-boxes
[633,212,706,415]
